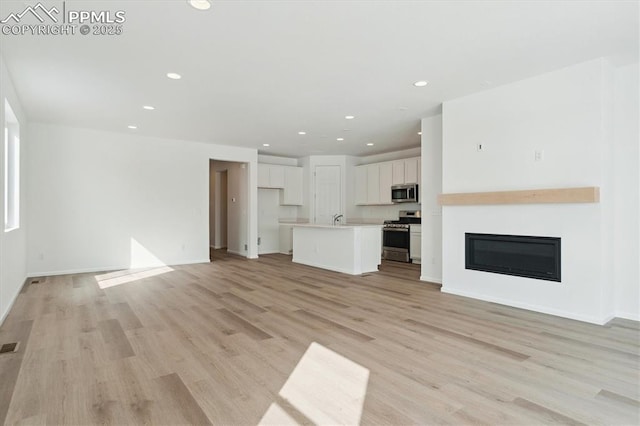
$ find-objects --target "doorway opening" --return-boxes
[209,160,248,261]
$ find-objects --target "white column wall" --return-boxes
[440,58,624,324]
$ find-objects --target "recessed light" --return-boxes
[337,138,344,141]
[345,115,355,120]
[143,106,155,110]
[298,131,306,135]
[263,143,270,147]
[167,73,182,80]
[366,143,374,146]
[187,0,211,11]
[413,80,429,87]
[128,125,137,129]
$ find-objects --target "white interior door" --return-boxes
[314,165,342,225]
[258,188,280,254]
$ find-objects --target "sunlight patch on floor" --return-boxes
[259,342,370,425]
[259,402,299,425]
[95,266,174,289]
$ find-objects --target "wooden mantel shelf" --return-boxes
[438,186,600,206]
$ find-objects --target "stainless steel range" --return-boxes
[383,210,421,262]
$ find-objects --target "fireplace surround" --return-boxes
[465,233,561,282]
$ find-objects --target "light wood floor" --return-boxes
[1,251,638,425]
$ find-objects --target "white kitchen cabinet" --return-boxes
[281,166,303,205]
[356,163,389,205]
[404,157,419,184]
[258,164,271,187]
[392,160,405,185]
[258,164,302,205]
[366,163,380,204]
[355,165,368,205]
[410,224,421,264]
[258,164,285,188]
[379,161,393,204]
[279,224,294,254]
[270,166,285,188]
[392,157,419,185]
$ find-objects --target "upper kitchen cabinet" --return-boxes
[258,164,285,188]
[355,161,393,205]
[366,163,381,204]
[379,161,393,204]
[258,163,303,205]
[404,157,419,184]
[355,165,367,205]
[356,157,420,205]
[393,157,420,185]
[281,166,303,205]
[392,160,405,185]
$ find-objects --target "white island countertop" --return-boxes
[292,224,383,275]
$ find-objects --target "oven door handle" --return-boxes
[384,228,409,232]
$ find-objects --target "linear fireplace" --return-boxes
[465,233,561,282]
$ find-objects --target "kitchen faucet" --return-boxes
[332,214,344,226]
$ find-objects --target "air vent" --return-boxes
[0,342,20,354]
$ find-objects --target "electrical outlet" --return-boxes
[534,150,544,161]
[244,244,248,251]
[258,237,261,245]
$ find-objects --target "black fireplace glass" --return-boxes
[465,233,561,282]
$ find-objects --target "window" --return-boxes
[4,99,19,232]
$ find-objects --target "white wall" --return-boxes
[27,123,258,275]
[420,115,442,284]
[225,162,250,256]
[612,63,639,320]
[441,58,621,324]
[0,54,28,324]
[258,154,299,166]
[357,147,421,165]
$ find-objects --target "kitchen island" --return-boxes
[292,224,383,275]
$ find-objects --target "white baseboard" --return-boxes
[614,311,640,322]
[226,249,245,257]
[420,275,442,284]
[441,286,613,325]
[0,276,28,327]
[28,258,211,278]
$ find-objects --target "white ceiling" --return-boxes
[1,0,638,158]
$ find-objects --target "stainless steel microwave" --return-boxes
[391,184,418,203]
